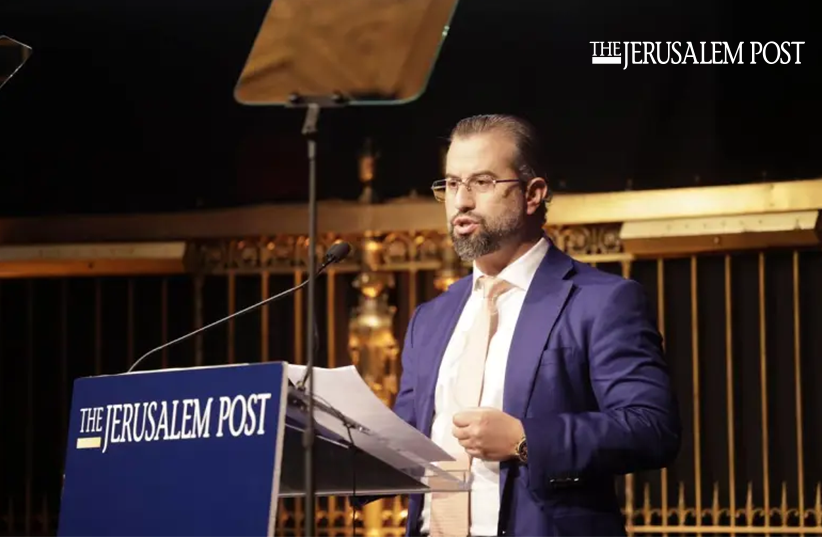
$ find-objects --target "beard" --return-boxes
[448,210,525,261]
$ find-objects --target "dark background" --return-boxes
[1,2,822,535]
[1,0,820,217]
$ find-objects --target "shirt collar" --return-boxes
[471,235,550,293]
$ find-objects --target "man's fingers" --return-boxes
[452,410,476,427]
[465,447,483,459]
[452,425,470,440]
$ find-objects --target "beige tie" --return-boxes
[429,276,513,537]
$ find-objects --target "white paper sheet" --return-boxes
[286,364,455,471]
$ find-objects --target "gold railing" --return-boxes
[0,179,820,536]
[619,251,822,536]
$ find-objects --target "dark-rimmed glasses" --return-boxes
[431,177,522,202]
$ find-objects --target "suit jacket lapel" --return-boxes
[502,242,575,420]
[416,277,472,437]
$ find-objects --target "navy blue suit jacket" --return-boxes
[373,242,681,536]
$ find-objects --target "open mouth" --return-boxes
[452,216,479,236]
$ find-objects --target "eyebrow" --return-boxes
[444,170,499,179]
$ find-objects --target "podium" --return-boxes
[56,362,468,536]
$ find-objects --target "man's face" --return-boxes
[444,131,527,261]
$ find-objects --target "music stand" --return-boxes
[233,1,461,533]
[0,36,32,93]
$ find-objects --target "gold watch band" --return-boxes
[515,435,527,463]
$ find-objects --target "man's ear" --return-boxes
[525,177,548,215]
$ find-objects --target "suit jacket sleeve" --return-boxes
[521,279,681,492]
[349,303,423,504]
[392,303,423,429]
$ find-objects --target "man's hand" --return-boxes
[452,408,525,461]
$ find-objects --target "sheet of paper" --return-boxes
[286,365,454,469]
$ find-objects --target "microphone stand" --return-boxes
[290,91,346,537]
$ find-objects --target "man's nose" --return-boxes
[453,184,475,210]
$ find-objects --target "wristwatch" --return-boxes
[514,435,528,463]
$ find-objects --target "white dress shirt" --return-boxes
[420,237,549,536]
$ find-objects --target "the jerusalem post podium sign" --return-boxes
[57,361,469,537]
[57,363,288,537]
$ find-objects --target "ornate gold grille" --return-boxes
[0,179,820,536]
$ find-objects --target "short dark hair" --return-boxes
[449,114,551,222]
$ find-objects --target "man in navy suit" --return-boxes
[390,114,681,536]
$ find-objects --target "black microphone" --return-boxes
[126,241,353,373]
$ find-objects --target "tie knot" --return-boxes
[478,276,513,303]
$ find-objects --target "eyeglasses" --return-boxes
[430,177,522,202]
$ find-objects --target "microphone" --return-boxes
[126,241,353,374]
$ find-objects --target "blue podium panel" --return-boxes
[58,362,289,537]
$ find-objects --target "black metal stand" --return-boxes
[291,91,346,537]
[301,101,319,537]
